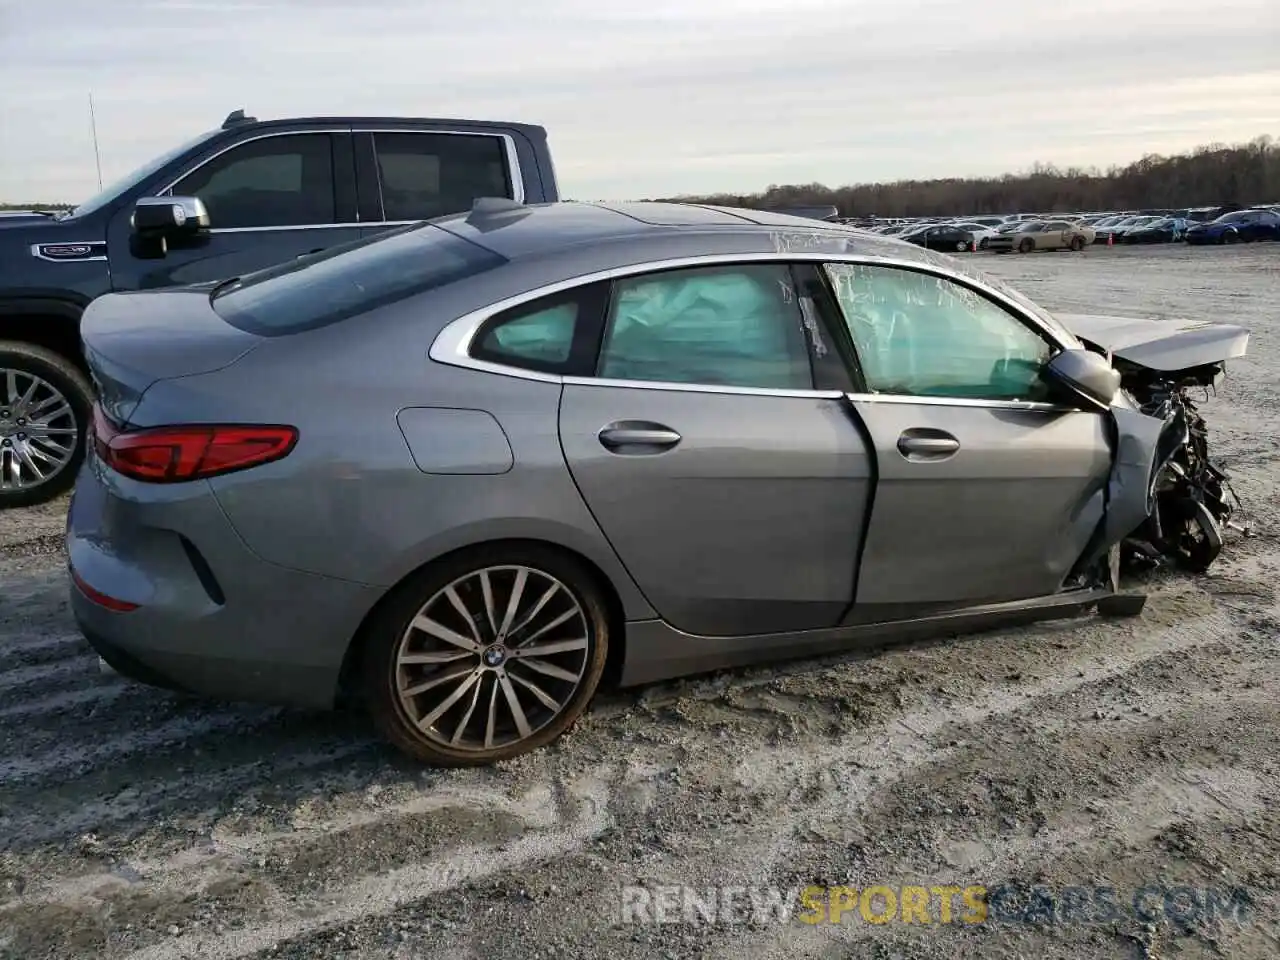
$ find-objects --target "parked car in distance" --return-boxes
[1184,208,1280,245]
[0,109,560,509]
[66,199,1249,764]
[900,223,977,252]
[951,221,1003,249]
[1094,215,1160,244]
[1120,217,1191,244]
[986,220,1095,253]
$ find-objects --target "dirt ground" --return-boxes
[1,244,1278,960]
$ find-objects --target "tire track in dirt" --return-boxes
[0,595,1246,958]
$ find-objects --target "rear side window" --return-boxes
[374,132,512,222]
[470,283,610,375]
[210,224,506,336]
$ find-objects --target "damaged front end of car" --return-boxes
[1058,313,1250,575]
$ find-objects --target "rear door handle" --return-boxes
[897,430,960,460]
[598,421,682,453]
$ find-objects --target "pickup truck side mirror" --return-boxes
[129,196,210,258]
[1042,348,1121,410]
[132,195,210,235]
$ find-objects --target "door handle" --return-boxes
[598,421,682,452]
[897,430,960,460]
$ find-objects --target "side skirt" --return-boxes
[617,588,1112,687]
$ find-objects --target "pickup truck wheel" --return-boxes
[0,341,92,509]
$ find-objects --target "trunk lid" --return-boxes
[80,285,263,424]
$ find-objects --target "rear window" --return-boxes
[210,224,506,336]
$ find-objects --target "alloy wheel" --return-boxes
[0,368,79,493]
[392,565,591,752]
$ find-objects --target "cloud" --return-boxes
[0,0,1276,201]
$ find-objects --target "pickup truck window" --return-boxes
[373,132,511,222]
[171,133,337,229]
[210,223,506,336]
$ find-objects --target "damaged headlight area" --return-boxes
[1054,312,1250,577]
[1117,360,1248,573]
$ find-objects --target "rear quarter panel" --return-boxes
[135,289,653,619]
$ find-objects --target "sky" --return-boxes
[0,0,1277,203]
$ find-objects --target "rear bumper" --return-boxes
[67,459,384,709]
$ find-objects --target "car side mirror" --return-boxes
[129,196,210,259]
[1043,348,1121,410]
[131,195,209,236]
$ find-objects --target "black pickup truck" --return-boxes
[0,109,559,507]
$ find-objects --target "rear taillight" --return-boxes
[91,404,297,483]
[70,566,140,612]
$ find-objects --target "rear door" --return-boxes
[815,260,1112,620]
[553,260,873,638]
[108,129,361,290]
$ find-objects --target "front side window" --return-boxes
[373,132,511,222]
[596,264,813,390]
[171,133,336,229]
[823,263,1055,401]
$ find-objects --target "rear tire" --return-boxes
[0,340,92,510]
[361,543,610,766]
[1070,236,1086,251]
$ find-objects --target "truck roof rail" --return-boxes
[221,109,257,129]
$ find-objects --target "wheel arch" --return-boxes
[0,297,90,374]
[334,537,632,706]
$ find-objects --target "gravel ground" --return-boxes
[1,244,1278,960]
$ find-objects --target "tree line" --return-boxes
[4,133,1276,216]
[652,135,1279,217]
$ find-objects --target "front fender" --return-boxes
[1074,405,1166,576]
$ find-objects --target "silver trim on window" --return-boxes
[156,127,523,234]
[844,392,1075,413]
[564,377,846,400]
[427,250,1082,404]
[203,222,359,235]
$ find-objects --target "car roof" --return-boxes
[429,200,925,267]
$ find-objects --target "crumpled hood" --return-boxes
[1055,313,1249,372]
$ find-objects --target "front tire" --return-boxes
[1018,237,1035,254]
[362,544,610,765]
[0,341,92,509]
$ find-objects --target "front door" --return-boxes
[817,261,1112,619]
[556,261,873,637]
[108,131,361,290]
